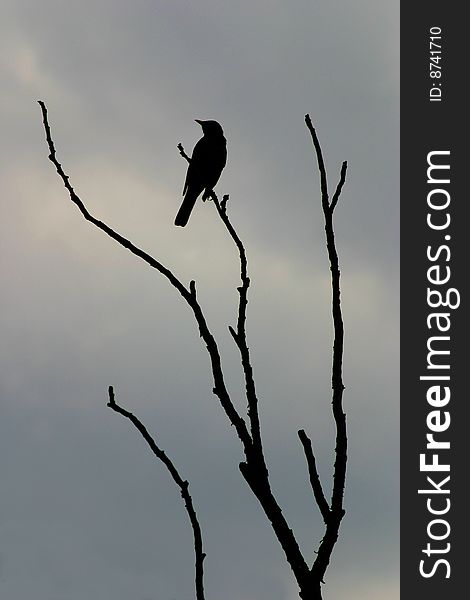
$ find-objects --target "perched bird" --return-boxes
[175,119,227,227]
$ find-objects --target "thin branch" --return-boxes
[177,143,191,163]
[298,430,330,524]
[211,192,265,462]
[305,114,347,585]
[304,114,329,210]
[220,194,228,213]
[176,145,265,464]
[330,161,347,213]
[107,386,205,600]
[38,100,252,457]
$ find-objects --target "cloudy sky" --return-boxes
[1,2,399,599]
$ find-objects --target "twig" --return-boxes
[330,162,347,213]
[108,386,206,600]
[298,430,330,525]
[177,143,191,164]
[304,115,329,210]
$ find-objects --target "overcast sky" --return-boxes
[1,2,399,599]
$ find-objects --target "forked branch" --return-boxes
[305,114,347,587]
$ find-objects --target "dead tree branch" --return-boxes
[107,386,206,600]
[39,103,348,600]
[305,114,347,588]
[40,101,309,591]
[176,145,264,464]
[176,145,309,583]
[212,193,264,463]
[298,429,330,525]
[210,193,308,585]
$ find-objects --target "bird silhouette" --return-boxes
[175,119,227,227]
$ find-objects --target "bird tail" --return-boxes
[174,189,199,227]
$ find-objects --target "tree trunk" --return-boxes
[299,580,323,600]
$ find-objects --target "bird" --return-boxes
[175,119,227,227]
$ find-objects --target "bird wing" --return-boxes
[182,137,208,196]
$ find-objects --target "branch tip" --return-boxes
[228,325,238,342]
[298,429,330,525]
[177,143,191,163]
[331,160,348,211]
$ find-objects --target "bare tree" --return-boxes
[39,101,348,600]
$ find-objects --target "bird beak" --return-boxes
[195,119,204,125]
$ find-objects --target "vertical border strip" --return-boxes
[401,3,466,597]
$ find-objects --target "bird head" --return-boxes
[195,119,224,137]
